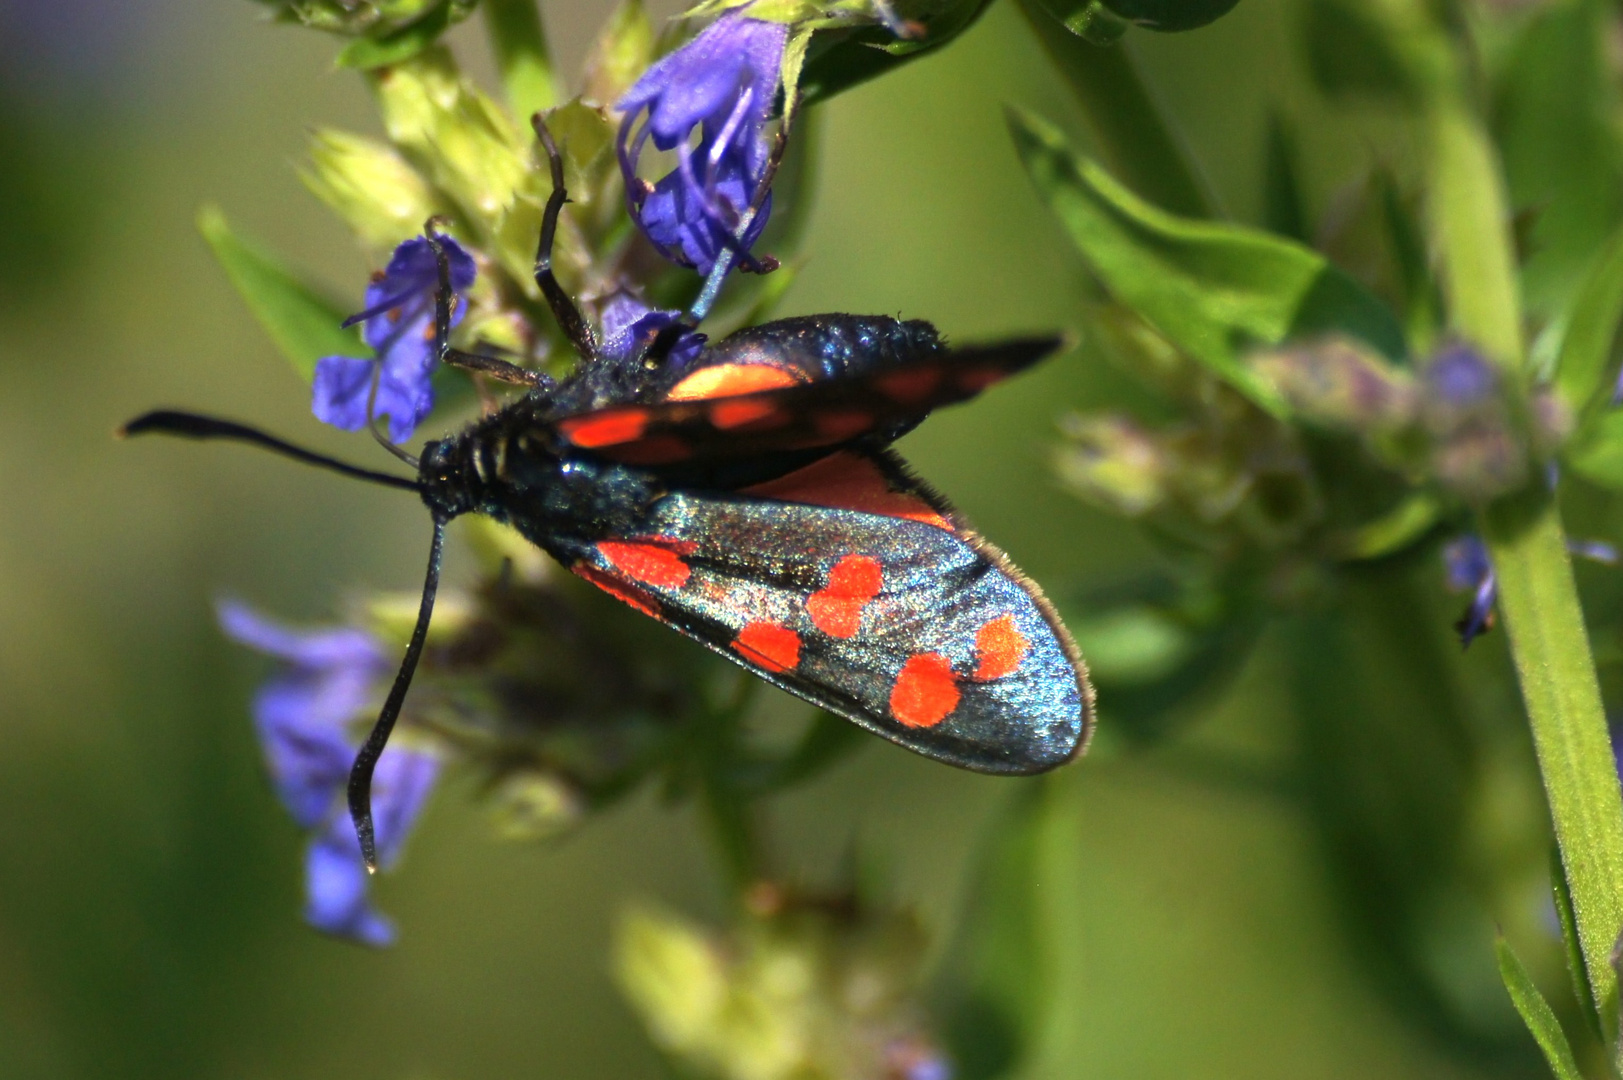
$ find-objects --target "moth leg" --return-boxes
[443,347,552,389]
[686,117,793,324]
[425,215,459,371]
[529,113,600,363]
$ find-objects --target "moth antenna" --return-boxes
[120,410,420,492]
[348,516,446,873]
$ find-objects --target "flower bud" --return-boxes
[1428,423,1527,502]
[301,129,442,249]
[1248,335,1417,432]
[615,892,944,1080]
[1529,386,1574,457]
[371,49,530,232]
[1420,343,1529,501]
[487,772,586,840]
[1055,413,1168,516]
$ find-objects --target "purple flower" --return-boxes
[218,600,440,946]
[312,235,476,444]
[1442,535,1496,648]
[1442,534,1620,649]
[1426,343,1498,408]
[599,292,706,368]
[616,13,787,276]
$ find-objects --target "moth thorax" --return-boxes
[417,436,484,520]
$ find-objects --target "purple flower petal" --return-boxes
[302,745,439,946]
[218,601,387,827]
[311,356,377,433]
[1569,539,1620,565]
[218,601,443,946]
[1427,343,1498,408]
[1441,536,1496,648]
[305,824,396,947]
[616,14,787,275]
[313,234,476,443]
[600,292,706,368]
[1442,536,1491,593]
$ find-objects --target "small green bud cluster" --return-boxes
[616,885,945,1080]
[363,518,709,838]
[1057,312,1580,576]
[1057,308,1326,556]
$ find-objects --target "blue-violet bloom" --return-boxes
[616,12,787,276]
[1442,535,1496,648]
[313,235,476,444]
[1443,534,1618,649]
[1426,342,1499,409]
[600,292,706,369]
[218,600,440,946]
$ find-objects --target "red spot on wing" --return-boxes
[741,453,952,531]
[811,409,877,441]
[709,398,790,431]
[890,653,959,728]
[732,621,801,673]
[875,367,943,404]
[596,540,692,589]
[806,554,882,638]
[573,564,658,617]
[667,363,801,402]
[559,408,649,448]
[973,615,1029,680]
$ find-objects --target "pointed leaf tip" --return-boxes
[196,204,363,383]
[1495,935,1585,1080]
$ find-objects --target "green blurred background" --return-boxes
[0,0,1561,1076]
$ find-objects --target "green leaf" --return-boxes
[1262,113,1308,244]
[1300,0,1429,108]
[336,0,454,70]
[1494,0,1623,321]
[1551,845,1605,1041]
[1377,170,1442,350]
[196,205,362,383]
[1554,221,1623,421]
[1564,411,1623,491]
[1333,491,1440,561]
[1096,0,1239,32]
[1496,935,1585,1080]
[1007,107,1407,416]
[482,0,558,118]
[1014,0,1211,218]
[1028,0,1128,44]
[797,0,995,108]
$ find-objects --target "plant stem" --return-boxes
[1415,21,1623,1029]
[1482,488,1623,1030]
[481,0,558,120]
[1013,0,1215,219]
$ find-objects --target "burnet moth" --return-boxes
[124,117,1093,871]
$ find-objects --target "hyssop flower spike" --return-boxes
[616,13,787,276]
[218,600,440,946]
[312,234,476,443]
